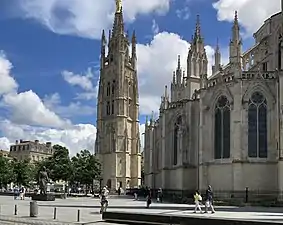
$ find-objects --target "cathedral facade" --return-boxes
[144,9,283,197]
[95,0,141,190]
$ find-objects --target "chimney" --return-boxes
[46,142,52,147]
[20,139,23,143]
[15,140,18,144]
[35,140,39,144]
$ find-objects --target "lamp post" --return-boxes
[99,178,103,194]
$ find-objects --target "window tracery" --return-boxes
[214,95,231,159]
[248,91,267,158]
[173,116,182,165]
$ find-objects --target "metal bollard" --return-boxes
[14,205,17,215]
[53,207,57,220]
[77,209,80,222]
[30,201,38,217]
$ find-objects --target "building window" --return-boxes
[106,101,110,115]
[112,80,116,95]
[173,116,182,165]
[262,62,267,71]
[214,96,231,159]
[106,82,110,96]
[248,92,267,158]
[111,100,114,114]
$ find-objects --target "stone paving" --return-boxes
[1,196,283,224]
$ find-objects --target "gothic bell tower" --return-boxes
[95,0,141,190]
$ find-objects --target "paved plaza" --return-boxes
[0,196,283,224]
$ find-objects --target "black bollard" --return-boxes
[77,209,80,222]
[53,207,57,220]
[245,187,249,203]
[14,205,17,215]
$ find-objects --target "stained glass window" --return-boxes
[248,92,267,158]
[214,96,231,159]
[173,116,182,165]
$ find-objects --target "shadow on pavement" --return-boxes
[37,204,283,214]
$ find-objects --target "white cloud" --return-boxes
[43,93,96,117]
[62,68,99,101]
[0,137,11,151]
[0,53,97,154]
[176,6,190,20]
[0,53,146,155]
[14,0,171,39]
[151,19,160,35]
[136,32,218,114]
[0,52,18,95]
[0,120,96,156]
[213,0,280,35]
[3,91,70,128]
[139,123,145,151]
[62,68,94,91]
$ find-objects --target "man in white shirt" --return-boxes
[100,186,109,213]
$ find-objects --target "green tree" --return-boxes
[48,145,73,183]
[0,156,14,188]
[12,159,33,187]
[71,150,101,190]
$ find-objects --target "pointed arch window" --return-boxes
[112,80,116,95]
[106,101,110,115]
[106,82,111,96]
[248,92,267,158]
[214,96,231,159]
[173,116,182,165]
[111,100,114,114]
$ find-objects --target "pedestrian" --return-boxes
[193,190,203,213]
[157,188,163,203]
[13,186,18,200]
[134,191,138,200]
[204,185,215,213]
[146,187,152,208]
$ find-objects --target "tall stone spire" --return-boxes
[212,38,221,74]
[112,0,124,36]
[229,11,241,64]
[96,0,141,190]
[100,30,106,67]
[231,11,240,43]
[187,15,206,77]
[176,55,182,84]
[194,15,201,41]
[186,15,207,97]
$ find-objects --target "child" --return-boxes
[193,190,203,213]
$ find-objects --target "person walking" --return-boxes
[193,190,203,213]
[100,186,109,213]
[204,185,215,213]
[157,188,163,203]
[145,187,152,208]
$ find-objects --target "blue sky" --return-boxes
[0,0,280,154]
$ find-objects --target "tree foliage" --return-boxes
[71,150,101,186]
[12,159,33,186]
[0,156,14,187]
[3,144,101,189]
[47,145,73,182]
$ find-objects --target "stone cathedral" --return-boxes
[144,5,283,198]
[95,0,141,190]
